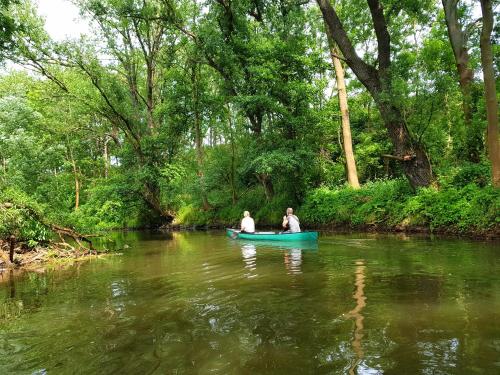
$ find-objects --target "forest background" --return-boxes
[0,0,499,248]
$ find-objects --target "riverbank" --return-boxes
[165,223,499,241]
[0,240,109,278]
[170,180,500,240]
[299,180,499,239]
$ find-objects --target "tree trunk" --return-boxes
[378,103,433,188]
[142,181,174,222]
[103,137,110,179]
[479,0,500,187]
[248,110,263,135]
[328,40,360,188]
[9,235,16,263]
[316,0,433,188]
[146,59,155,131]
[67,145,80,210]
[227,104,238,204]
[74,166,80,210]
[257,173,274,201]
[191,64,211,210]
[442,0,480,162]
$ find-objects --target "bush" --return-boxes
[173,204,211,226]
[0,187,51,246]
[174,187,299,228]
[300,179,412,226]
[300,179,500,233]
[437,161,491,188]
[66,177,144,232]
[404,184,499,231]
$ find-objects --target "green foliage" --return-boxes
[404,184,499,231]
[301,179,412,226]
[0,187,51,245]
[0,0,21,61]
[301,179,499,233]
[0,0,497,238]
[67,176,144,232]
[438,161,492,188]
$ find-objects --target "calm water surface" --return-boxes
[0,231,499,374]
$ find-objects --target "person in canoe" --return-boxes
[282,207,301,233]
[240,211,255,233]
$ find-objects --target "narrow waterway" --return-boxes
[1,232,499,374]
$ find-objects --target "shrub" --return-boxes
[0,187,51,246]
[300,179,499,233]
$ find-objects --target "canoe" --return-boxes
[226,228,318,242]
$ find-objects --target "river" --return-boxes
[0,231,499,374]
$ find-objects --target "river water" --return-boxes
[0,231,499,374]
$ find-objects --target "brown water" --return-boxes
[0,231,499,374]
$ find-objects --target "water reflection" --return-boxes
[8,269,15,299]
[345,260,366,374]
[2,232,499,374]
[241,244,257,278]
[284,248,302,275]
[239,242,305,276]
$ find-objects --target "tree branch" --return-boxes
[316,0,381,96]
[367,0,391,72]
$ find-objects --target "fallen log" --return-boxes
[1,202,94,251]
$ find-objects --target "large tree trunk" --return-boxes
[379,104,433,187]
[479,0,500,187]
[328,39,360,188]
[142,182,174,222]
[442,0,480,162]
[316,0,433,188]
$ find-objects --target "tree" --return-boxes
[323,22,360,188]
[479,0,500,187]
[11,0,188,222]
[441,0,481,162]
[0,0,20,61]
[316,0,433,188]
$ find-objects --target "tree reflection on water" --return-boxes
[345,260,366,374]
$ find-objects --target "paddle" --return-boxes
[230,229,240,239]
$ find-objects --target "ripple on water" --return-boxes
[0,231,499,374]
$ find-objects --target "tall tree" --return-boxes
[479,0,500,187]
[316,0,433,188]
[11,0,186,221]
[0,0,20,61]
[324,23,360,188]
[441,0,481,162]
[190,57,211,210]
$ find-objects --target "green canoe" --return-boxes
[226,228,318,242]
